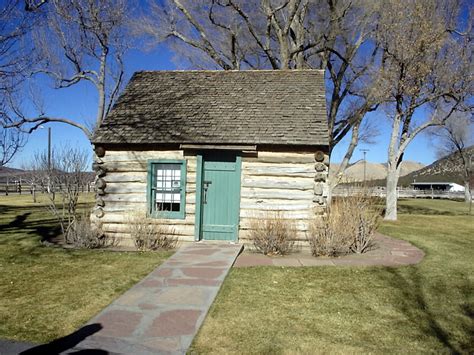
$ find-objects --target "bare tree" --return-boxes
[4,0,131,140]
[138,0,383,196]
[432,112,473,207]
[377,0,472,220]
[32,147,91,242]
[20,157,44,203]
[0,127,25,166]
[0,1,36,164]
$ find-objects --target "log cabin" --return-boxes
[91,70,329,247]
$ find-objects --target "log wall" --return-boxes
[91,149,198,247]
[91,148,329,248]
[238,151,328,244]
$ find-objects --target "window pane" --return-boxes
[154,163,182,213]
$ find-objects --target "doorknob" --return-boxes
[203,181,212,204]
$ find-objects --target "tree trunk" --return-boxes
[96,50,108,129]
[326,121,361,206]
[326,177,334,206]
[385,166,400,221]
[464,180,471,204]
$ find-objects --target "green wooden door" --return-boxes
[200,152,241,241]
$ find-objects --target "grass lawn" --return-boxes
[0,193,172,343]
[191,199,473,354]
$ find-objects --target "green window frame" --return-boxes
[147,159,186,219]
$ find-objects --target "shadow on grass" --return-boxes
[0,202,93,245]
[397,204,461,216]
[0,215,62,246]
[6,212,31,228]
[379,267,473,354]
[20,323,106,354]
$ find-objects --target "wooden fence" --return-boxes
[0,183,94,196]
[333,186,467,200]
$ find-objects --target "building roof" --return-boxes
[410,182,458,186]
[93,70,328,147]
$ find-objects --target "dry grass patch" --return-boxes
[0,194,172,343]
[191,199,473,354]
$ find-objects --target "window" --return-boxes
[148,160,186,219]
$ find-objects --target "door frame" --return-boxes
[193,152,242,242]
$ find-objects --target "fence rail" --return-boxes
[333,186,468,200]
[0,183,94,195]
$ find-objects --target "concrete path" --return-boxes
[0,339,36,354]
[74,242,243,354]
[234,233,424,267]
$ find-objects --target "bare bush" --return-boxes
[249,212,296,256]
[309,193,381,257]
[349,196,381,254]
[67,218,113,249]
[43,147,90,242]
[23,146,92,243]
[128,212,178,251]
[308,213,353,257]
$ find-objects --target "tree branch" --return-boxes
[3,117,93,140]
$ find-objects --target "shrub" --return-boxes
[308,193,381,257]
[128,212,178,251]
[249,211,296,255]
[308,213,352,257]
[66,218,112,249]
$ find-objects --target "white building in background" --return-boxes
[410,182,465,192]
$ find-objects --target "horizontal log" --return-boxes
[186,204,196,214]
[244,155,315,164]
[105,183,146,194]
[180,144,256,151]
[242,165,315,178]
[242,161,315,169]
[257,151,316,158]
[102,193,146,203]
[103,222,195,235]
[103,202,147,212]
[240,219,309,233]
[102,200,197,213]
[105,159,197,171]
[104,182,196,194]
[100,213,195,224]
[104,161,147,172]
[104,150,185,161]
[239,201,314,211]
[102,191,196,203]
[239,197,312,205]
[241,178,313,191]
[240,188,313,200]
[105,173,147,183]
[239,209,313,219]
[238,229,309,241]
[103,232,195,245]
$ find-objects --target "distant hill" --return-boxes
[0,166,25,176]
[397,145,474,187]
[330,160,425,183]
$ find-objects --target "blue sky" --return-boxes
[9,44,436,169]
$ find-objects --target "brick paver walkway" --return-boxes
[75,243,243,354]
[234,232,424,267]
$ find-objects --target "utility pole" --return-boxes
[40,125,53,198]
[48,127,51,171]
[360,149,369,184]
[469,155,473,214]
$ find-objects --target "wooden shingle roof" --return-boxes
[93,70,328,147]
